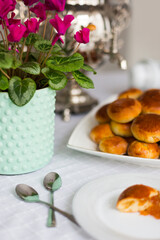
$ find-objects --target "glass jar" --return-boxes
[130,59,160,89]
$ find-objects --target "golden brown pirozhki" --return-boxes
[107,98,142,123]
[90,124,114,144]
[110,121,133,137]
[131,114,160,143]
[139,89,160,115]
[95,104,110,123]
[99,136,128,155]
[118,88,143,99]
[128,140,159,159]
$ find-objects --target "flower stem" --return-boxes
[38,52,44,64]
[20,39,26,62]
[38,51,43,63]
[16,43,21,54]
[2,21,8,49]
[72,43,81,55]
[41,45,53,67]
[24,45,32,63]
[50,27,54,41]
[3,20,8,35]
[14,43,17,57]
[0,68,10,79]
[43,12,48,39]
[12,43,17,76]
[0,31,5,46]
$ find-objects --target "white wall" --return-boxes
[126,0,160,68]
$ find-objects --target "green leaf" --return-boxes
[34,40,52,52]
[0,45,10,53]
[0,52,13,69]
[11,58,22,69]
[41,67,56,79]
[24,33,42,46]
[0,72,9,90]
[46,53,84,72]
[81,64,97,74]
[8,76,36,106]
[72,71,94,89]
[28,52,39,61]
[46,70,68,90]
[39,78,48,88]
[51,44,62,53]
[19,62,40,75]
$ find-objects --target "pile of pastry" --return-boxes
[90,88,160,159]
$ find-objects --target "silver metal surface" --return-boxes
[15,184,78,225]
[43,172,62,227]
[103,0,130,68]
[55,79,98,121]
[65,0,130,68]
[16,184,39,200]
[56,0,130,118]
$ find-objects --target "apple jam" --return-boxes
[117,184,160,219]
[140,193,160,219]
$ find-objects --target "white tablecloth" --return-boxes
[1,66,159,240]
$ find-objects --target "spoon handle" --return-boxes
[39,200,79,226]
[47,192,56,227]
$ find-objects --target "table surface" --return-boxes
[1,66,160,240]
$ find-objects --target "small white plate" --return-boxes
[67,94,160,168]
[72,174,160,240]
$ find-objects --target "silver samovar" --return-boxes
[56,0,131,121]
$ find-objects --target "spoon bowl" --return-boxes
[43,172,62,192]
[16,184,39,202]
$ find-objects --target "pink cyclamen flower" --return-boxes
[0,0,16,20]
[8,13,21,26]
[45,0,66,12]
[8,46,19,53]
[23,0,39,6]
[24,18,40,38]
[30,2,46,22]
[50,13,74,46]
[74,28,90,44]
[8,24,27,42]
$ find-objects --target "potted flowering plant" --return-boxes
[0,0,96,175]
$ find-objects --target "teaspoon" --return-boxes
[43,172,62,227]
[15,184,78,225]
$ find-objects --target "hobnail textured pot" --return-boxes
[0,88,56,175]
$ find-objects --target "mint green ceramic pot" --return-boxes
[0,88,56,175]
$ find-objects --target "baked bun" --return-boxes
[99,136,128,155]
[131,114,160,143]
[90,124,114,144]
[107,98,142,123]
[116,184,159,213]
[128,140,159,159]
[110,121,133,137]
[139,89,160,114]
[95,104,110,123]
[118,88,143,99]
